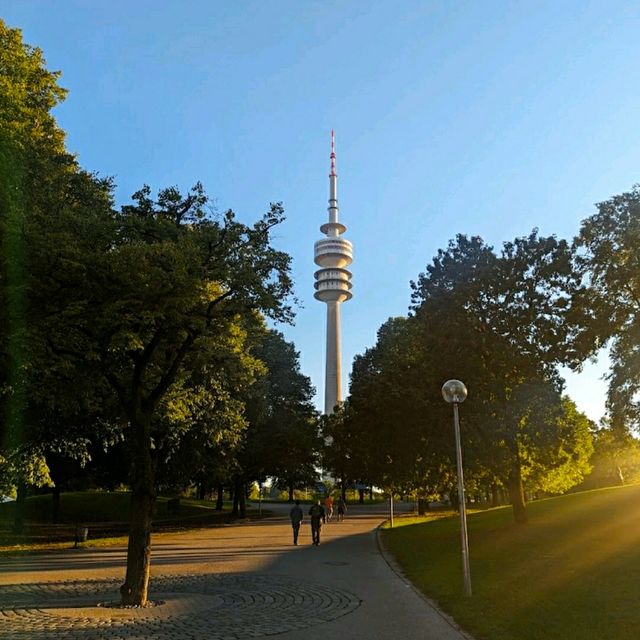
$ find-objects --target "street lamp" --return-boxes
[442,379,472,597]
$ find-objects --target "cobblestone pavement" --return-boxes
[0,573,361,639]
[0,504,471,639]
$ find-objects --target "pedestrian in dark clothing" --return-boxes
[289,500,303,545]
[336,497,347,521]
[308,500,326,545]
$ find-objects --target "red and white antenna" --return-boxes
[330,129,337,177]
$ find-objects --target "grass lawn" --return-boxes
[381,484,640,640]
[0,491,264,552]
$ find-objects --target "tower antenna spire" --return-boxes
[330,129,336,177]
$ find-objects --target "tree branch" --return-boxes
[131,326,165,394]
[144,331,197,412]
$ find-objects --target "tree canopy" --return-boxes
[0,20,107,517]
[575,186,640,432]
[0,20,309,605]
[326,231,594,524]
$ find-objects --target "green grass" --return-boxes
[0,491,264,552]
[382,484,640,640]
[0,491,233,524]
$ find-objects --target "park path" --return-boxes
[0,502,472,640]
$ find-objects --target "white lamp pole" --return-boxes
[442,379,472,597]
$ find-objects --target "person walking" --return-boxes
[324,495,334,522]
[308,499,326,546]
[336,496,347,522]
[289,500,303,545]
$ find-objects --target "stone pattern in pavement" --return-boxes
[0,573,361,639]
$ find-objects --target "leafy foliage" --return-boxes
[575,186,640,431]
[240,328,320,497]
[335,231,594,523]
[0,19,104,496]
[0,19,302,602]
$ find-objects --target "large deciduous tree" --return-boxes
[240,328,320,503]
[0,20,298,606]
[581,424,640,489]
[336,317,448,497]
[0,19,108,523]
[409,231,588,523]
[41,185,293,604]
[575,186,640,431]
[340,231,592,524]
[152,314,264,501]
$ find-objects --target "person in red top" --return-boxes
[324,495,334,522]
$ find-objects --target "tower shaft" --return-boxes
[324,301,342,415]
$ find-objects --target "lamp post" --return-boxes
[442,379,472,597]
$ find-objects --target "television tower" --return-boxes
[314,131,353,415]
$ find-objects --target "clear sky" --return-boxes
[4,1,640,422]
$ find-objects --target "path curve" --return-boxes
[0,502,472,640]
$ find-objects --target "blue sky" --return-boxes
[4,1,640,422]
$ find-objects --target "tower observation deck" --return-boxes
[314,131,353,415]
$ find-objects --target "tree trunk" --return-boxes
[52,485,61,523]
[369,486,373,500]
[231,478,240,516]
[120,413,156,606]
[490,483,500,508]
[288,485,294,502]
[450,486,459,511]
[239,482,246,518]
[215,484,224,510]
[508,453,528,524]
[13,482,27,534]
[358,488,364,504]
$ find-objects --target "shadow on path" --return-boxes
[0,503,472,640]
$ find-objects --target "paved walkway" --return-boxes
[0,502,473,639]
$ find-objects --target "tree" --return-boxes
[38,184,294,604]
[0,23,291,604]
[409,231,586,522]
[240,328,320,503]
[575,185,640,431]
[338,231,591,524]
[0,20,109,527]
[321,403,364,499]
[335,317,449,497]
[152,314,263,501]
[580,423,640,489]
[0,22,296,605]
